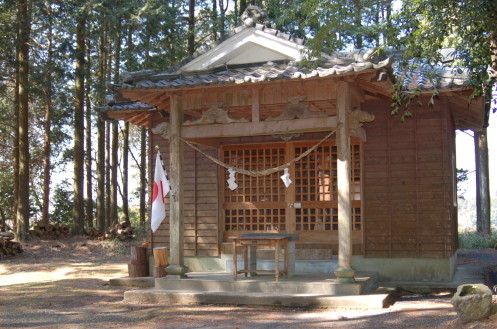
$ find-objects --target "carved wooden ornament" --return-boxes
[184,103,249,125]
[266,96,327,121]
[152,122,169,139]
[349,108,375,129]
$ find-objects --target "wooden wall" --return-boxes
[147,82,460,260]
[362,99,457,258]
[151,129,220,256]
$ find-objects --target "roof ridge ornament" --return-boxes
[241,5,269,28]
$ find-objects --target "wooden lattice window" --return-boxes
[222,140,362,236]
[225,208,286,231]
[294,141,362,232]
[223,145,286,232]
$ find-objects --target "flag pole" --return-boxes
[156,145,168,176]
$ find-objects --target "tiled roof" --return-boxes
[108,20,473,94]
[112,19,394,91]
[393,60,472,91]
[117,56,392,90]
[96,100,155,112]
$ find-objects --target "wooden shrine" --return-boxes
[99,9,486,282]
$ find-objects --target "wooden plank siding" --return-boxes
[150,130,220,256]
[363,99,456,258]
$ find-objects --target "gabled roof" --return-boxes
[179,24,307,72]
[100,10,484,131]
[115,16,392,91]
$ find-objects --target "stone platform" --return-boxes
[121,271,394,309]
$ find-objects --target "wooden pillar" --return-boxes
[166,94,188,278]
[251,87,260,122]
[334,81,356,283]
[475,128,491,236]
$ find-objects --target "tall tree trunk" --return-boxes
[188,0,195,55]
[41,17,54,225]
[353,0,363,49]
[73,14,86,235]
[96,31,107,232]
[13,4,21,233]
[120,22,134,226]
[16,0,31,240]
[234,0,238,23]
[219,0,228,39]
[212,0,218,41]
[110,21,122,226]
[474,128,491,236]
[239,0,247,18]
[110,122,119,225]
[139,126,147,227]
[85,38,93,228]
[489,30,497,77]
[105,121,111,228]
[122,122,130,226]
[382,0,392,47]
[96,117,106,232]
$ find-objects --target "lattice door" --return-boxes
[223,144,287,239]
[222,140,362,243]
[293,141,362,236]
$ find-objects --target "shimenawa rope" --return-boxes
[180,124,341,177]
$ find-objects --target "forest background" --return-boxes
[0,0,496,240]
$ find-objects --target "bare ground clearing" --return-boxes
[0,236,496,329]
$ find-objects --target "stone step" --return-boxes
[123,288,394,309]
[154,272,378,296]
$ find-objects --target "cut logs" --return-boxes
[153,247,169,278]
[32,221,70,239]
[128,246,149,277]
[86,222,136,241]
[85,227,104,240]
[0,232,23,258]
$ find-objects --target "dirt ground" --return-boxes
[1,236,497,329]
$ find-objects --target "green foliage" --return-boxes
[51,179,74,223]
[391,0,497,104]
[278,0,394,54]
[456,168,470,199]
[458,230,497,249]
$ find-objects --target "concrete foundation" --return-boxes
[122,271,392,309]
[149,250,457,283]
[352,253,457,282]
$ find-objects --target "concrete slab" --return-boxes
[123,288,393,309]
[120,271,394,309]
[109,276,154,288]
[155,272,375,296]
[382,264,485,290]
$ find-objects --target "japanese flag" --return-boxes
[151,151,170,233]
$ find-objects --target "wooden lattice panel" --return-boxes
[223,140,362,236]
[225,208,286,231]
[294,141,362,231]
[223,145,286,232]
[295,207,338,231]
[224,145,286,203]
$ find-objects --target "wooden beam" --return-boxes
[350,84,365,109]
[166,94,188,278]
[355,78,392,99]
[181,116,338,139]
